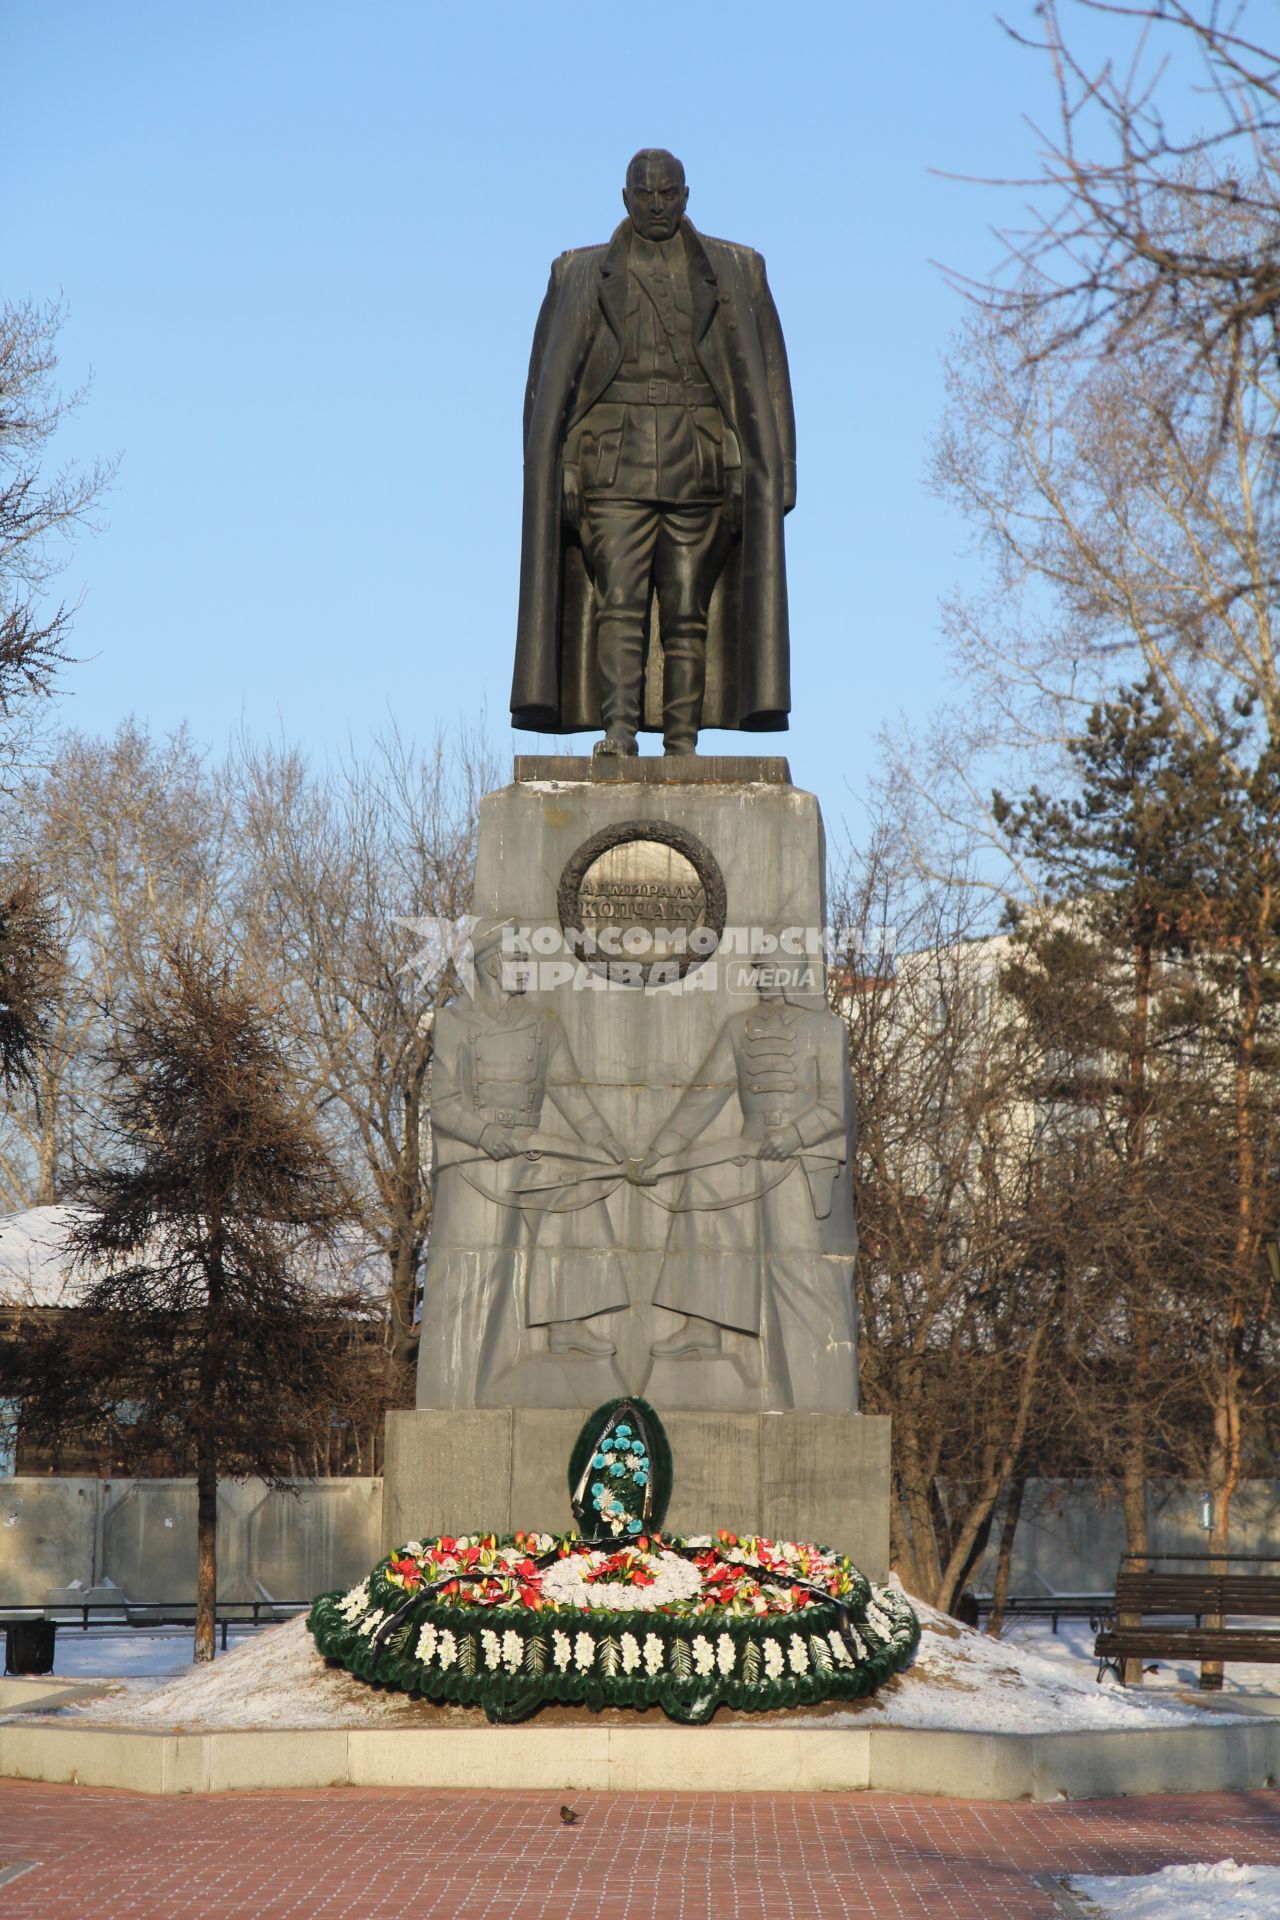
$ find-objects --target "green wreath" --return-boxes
[308,1401,919,1725]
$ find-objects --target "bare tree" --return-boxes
[0,298,114,775]
[833,829,1071,1613]
[233,725,494,1397]
[958,2,1280,374]
[0,722,239,1208]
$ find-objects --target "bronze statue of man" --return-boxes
[511,150,796,756]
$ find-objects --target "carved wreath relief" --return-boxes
[557,820,726,985]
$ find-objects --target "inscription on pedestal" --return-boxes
[557,821,726,985]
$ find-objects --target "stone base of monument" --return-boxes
[380,1408,890,1581]
[5,1695,1275,1800]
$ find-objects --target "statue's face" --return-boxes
[623,155,688,242]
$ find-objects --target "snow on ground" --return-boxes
[839,1592,1242,1733]
[56,1616,424,1729]
[1001,1612,1280,1698]
[1069,1859,1280,1917]
[17,1586,1251,1733]
[52,1627,268,1680]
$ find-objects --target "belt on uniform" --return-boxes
[604,379,718,406]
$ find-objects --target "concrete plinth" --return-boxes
[382,1407,890,1580]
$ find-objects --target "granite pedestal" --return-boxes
[385,756,889,1571]
[384,1407,890,1580]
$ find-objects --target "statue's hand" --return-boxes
[481,1124,522,1160]
[724,471,743,536]
[758,1123,800,1162]
[562,467,583,530]
[629,1148,663,1185]
[596,1132,627,1165]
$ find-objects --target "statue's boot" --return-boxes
[650,1315,722,1358]
[548,1318,617,1357]
[662,638,705,755]
[596,603,646,756]
[593,733,637,758]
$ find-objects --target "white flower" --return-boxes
[416,1622,438,1664]
[402,1540,424,1557]
[540,1548,700,1614]
[574,1631,595,1672]
[684,1534,712,1548]
[437,1629,458,1670]
[716,1633,736,1676]
[620,1632,641,1674]
[692,1635,715,1676]
[502,1630,524,1673]
[763,1639,784,1679]
[788,1634,810,1674]
[849,1626,868,1660]
[337,1582,371,1622]
[552,1631,572,1671]
[481,1629,502,1670]
[865,1603,892,1643]
[828,1629,852,1666]
[357,1608,387,1640]
[643,1634,664,1675]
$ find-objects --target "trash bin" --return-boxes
[5,1619,56,1675]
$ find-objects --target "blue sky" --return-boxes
[9,0,1129,835]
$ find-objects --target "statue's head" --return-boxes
[623,149,688,243]
[471,921,528,998]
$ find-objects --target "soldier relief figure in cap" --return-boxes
[416,924,630,1407]
[636,949,858,1412]
[511,149,796,756]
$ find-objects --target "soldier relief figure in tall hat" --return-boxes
[417,922,631,1407]
[511,149,795,756]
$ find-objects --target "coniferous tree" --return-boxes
[998,683,1280,1582]
[0,950,378,1661]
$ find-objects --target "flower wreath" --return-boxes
[308,1398,919,1725]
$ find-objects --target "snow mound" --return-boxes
[66,1616,429,1730]
[1070,1858,1280,1917]
[860,1590,1232,1732]
[27,1583,1246,1734]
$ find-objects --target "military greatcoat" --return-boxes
[511,219,796,735]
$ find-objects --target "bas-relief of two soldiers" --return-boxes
[416,925,858,1415]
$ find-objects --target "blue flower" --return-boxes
[609,1463,624,1477]
[636,1469,649,1486]
[592,1453,607,1468]
[614,1424,632,1440]
[626,1518,643,1534]
[630,1439,646,1454]
[591,1481,604,1499]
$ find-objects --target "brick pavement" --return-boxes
[0,1783,1278,1918]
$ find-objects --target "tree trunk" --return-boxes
[987,1474,1025,1639]
[194,1436,217,1664]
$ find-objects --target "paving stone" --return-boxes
[0,1783,1277,1918]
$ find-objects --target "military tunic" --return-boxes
[647,1000,858,1412]
[418,996,626,1409]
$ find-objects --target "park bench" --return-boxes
[1094,1554,1280,1689]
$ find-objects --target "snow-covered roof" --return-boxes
[0,1206,389,1312]
[0,1206,92,1308]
